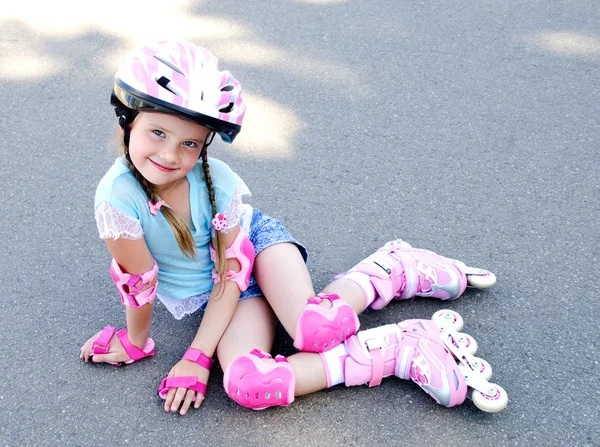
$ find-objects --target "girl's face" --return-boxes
[127,112,211,191]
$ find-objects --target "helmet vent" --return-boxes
[153,55,185,76]
[219,102,234,113]
[220,84,234,92]
[156,76,185,97]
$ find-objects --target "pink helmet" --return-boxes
[111,40,245,143]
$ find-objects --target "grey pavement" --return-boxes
[1,1,599,446]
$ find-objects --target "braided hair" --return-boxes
[200,144,228,289]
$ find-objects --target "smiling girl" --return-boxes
[80,40,506,415]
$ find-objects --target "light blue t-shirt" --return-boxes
[95,157,240,299]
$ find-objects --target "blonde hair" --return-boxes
[200,147,227,292]
[118,127,228,293]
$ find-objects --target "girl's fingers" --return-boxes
[179,389,196,415]
[80,339,94,360]
[194,392,204,409]
[80,331,107,362]
[164,387,176,411]
[171,387,188,412]
[81,345,93,362]
[163,371,176,411]
[91,352,126,364]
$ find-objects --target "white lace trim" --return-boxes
[157,292,210,320]
[238,204,253,235]
[221,178,252,234]
[95,202,144,240]
[95,178,252,240]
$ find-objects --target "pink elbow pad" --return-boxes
[109,259,158,308]
[210,228,255,292]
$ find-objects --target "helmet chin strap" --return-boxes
[200,131,216,157]
[114,106,138,149]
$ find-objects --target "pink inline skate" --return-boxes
[343,309,508,412]
[340,239,496,310]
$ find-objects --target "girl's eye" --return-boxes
[152,129,165,137]
[183,141,197,148]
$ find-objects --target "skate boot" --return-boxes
[343,318,468,407]
[338,239,496,310]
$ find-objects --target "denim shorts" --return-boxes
[158,208,308,317]
[240,209,308,300]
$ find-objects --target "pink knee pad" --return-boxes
[223,349,295,410]
[293,293,360,353]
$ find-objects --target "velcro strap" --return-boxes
[396,333,419,380]
[224,269,248,292]
[157,376,207,400]
[366,338,385,387]
[307,293,340,305]
[115,329,153,361]
[368,345,385,387]
[110,259,158,308]
[92,326,116,354]
[183,348,213,370]
[250,348,272,359]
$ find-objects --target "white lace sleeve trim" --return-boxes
[95,202,144,240]
[221,178,252,234]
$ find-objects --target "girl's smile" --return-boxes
[149,158,179,173]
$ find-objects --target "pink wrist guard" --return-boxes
[210,228,255,292]
[157,348,213,402]
[90,326,155,366]
[109,259,158,308]
[183,348,213,370]
[158,377,207,401]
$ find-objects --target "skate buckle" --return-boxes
[357,324,398,358]
[365,337,384,352]
[361,335,387,360]
[372,260,392,275]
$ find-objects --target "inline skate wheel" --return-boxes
[432,309,464,332]
[472,383,508,413]
[466,271,496,289]
[470,357,492,381]
[453,332,478,356]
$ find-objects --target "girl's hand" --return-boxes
[164,359,210,415]
[79,330,129,364]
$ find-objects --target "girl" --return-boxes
[80,40,507,415]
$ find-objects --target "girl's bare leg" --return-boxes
[251,243,368,395]
[217,295,328,397]
[252,243,368,341]
[217,297,276,368]
[251,243,315,338]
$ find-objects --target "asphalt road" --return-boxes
[1,1,599,446]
